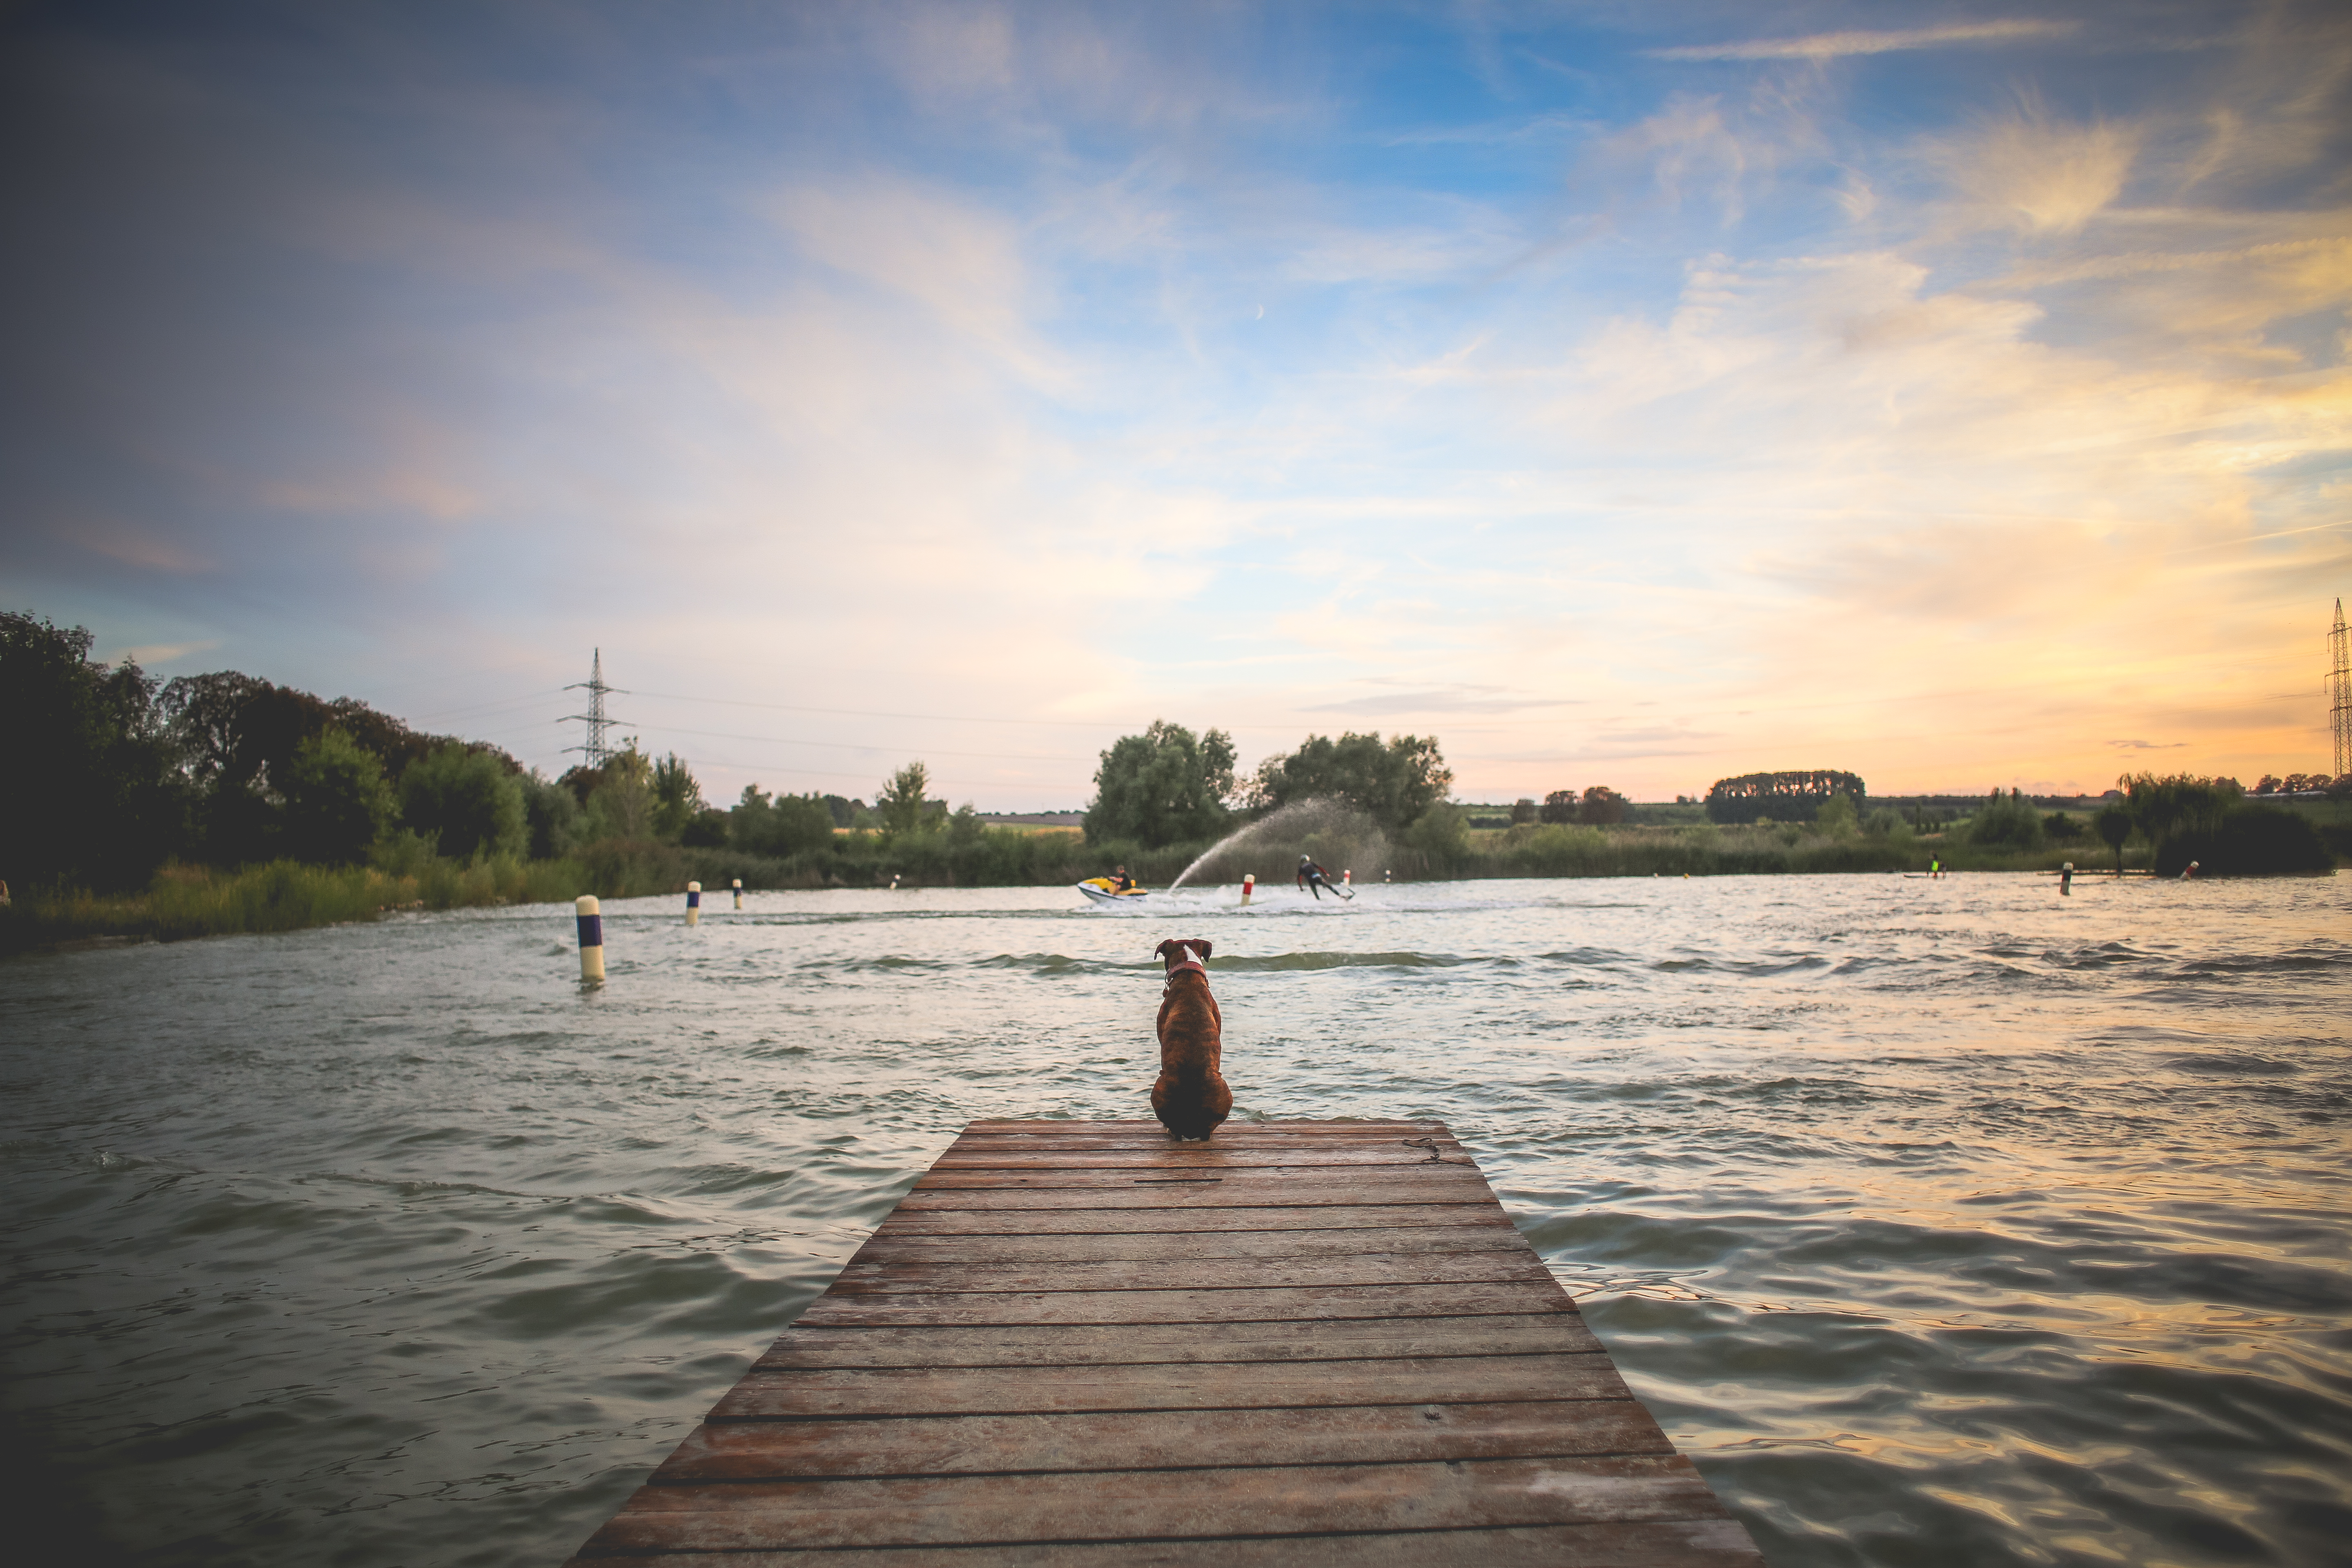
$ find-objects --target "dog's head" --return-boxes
[1155,937,1213,974]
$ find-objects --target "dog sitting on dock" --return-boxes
[1151,938,1232,1140]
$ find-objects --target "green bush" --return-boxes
[2155,805,2332,876]
[399,745,526,860]
[1964,790,2045,850]
[281,730,395,865]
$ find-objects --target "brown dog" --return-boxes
[1151,938,1232,1140]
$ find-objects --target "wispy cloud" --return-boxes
[103,640,220,668]
[1650,21,2077,63]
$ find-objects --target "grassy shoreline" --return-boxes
[0,823,2249,956]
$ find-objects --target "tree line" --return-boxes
[1,610,716,892]
[0,611,1467,895]
[9,606,2337,902]
[1079,721,1454,847]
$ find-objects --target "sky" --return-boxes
[2,0,2347,808]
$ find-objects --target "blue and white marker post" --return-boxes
[732,878,743,911]
[686,881,702,927]
[576,895,605,984]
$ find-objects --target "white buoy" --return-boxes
[1384,869,1391,883]
[2060,862,2073,895]
[686,881,701,926]
[732,878,743,911]
[890,873,901,890]
[576,895,605,984]
[1241,873,1255,905]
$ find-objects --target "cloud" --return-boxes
[1303,686,1585,717]
[103,640,220,668]
[2109,739,2187,749]
[1934,108,2139,235]
[1649,21,2078,63]
[66,521,213,575]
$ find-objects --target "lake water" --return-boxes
[2,873,2348,1567]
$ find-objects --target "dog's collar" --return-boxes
[1164,957,1206,976]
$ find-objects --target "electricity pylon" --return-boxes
[2331,599,2350,779]
[564,649,628,769]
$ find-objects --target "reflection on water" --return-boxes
[1,874,2348,1566]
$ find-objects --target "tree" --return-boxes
[280,729,394,864]
[1579,786,1628,826]
[1539,790,1577,825]
[2094,803,2134,874]
[1815,791,1859,836]
[731,785,836,856]
[878,762,940,836]
[1084,721,1238,848]
[2120,773,2240,865]
[0,610,187,889]
[400,745,526,860]
[583,746,656,840]
[1509,798,1537,825]
[652,753,704,840]
[1964,788,2044,850]
[522,773,583,859]
[1704,770,1867,824]
[1247,732,1453,833]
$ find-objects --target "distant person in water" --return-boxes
[1297,855,1335,899]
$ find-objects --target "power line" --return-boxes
[626,688,1127,729]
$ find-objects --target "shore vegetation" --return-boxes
[4,608,2342,954]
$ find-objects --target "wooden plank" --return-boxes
[832,1253,1557,1297]
[657,1400,1675,1480]
[710,1354,1630,1419]
[595,1519,1766,1566]
[962,1120,1441,1135]
[873,1202,1513,1236]
[753,1315,1605,1369]
[911,1169,1488,1193]
[893,1187,1493,1212]
[564,1119,1763,1566]
[793,1279,1577,1327]
[849,1227,1534,1266]
[581,1456,1727,1553]
[947,1131,1461,1149]
[927,1142,1458,1166]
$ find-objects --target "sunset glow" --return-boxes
[4,2,2346,806]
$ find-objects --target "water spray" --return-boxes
[1166,798,1391,891]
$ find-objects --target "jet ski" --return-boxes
[1076,877,1150,906]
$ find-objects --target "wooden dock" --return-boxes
[567,1119,1764,1565]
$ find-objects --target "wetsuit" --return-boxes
[1297,860,1333,900]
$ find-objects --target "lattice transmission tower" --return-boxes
[564,648,628,769]
[2332,598,2351,779]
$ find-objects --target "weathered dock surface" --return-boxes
[568,1119,1764,1565]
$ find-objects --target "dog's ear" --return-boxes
[1191,938,1212,960]
[1154,938,1179,960]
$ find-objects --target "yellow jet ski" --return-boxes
[1076,877,1150,906]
